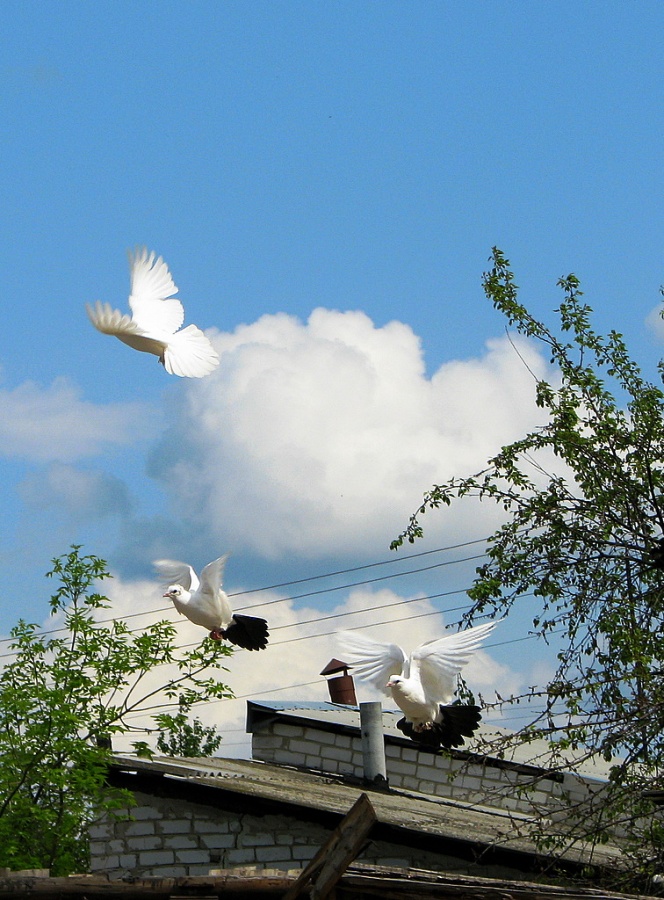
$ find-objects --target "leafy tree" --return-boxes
[0,546,233,875]
[392,249,664,884]
[155,697,223,757]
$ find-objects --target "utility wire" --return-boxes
[0,541,489,646]
[0,578,546,668]
[120,626,553,720]
[226,536,490,596]
[233,553,486,611]
[0,584,486,662]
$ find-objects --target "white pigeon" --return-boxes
[338,619,498,749]
[86,247,220,377]
[155,556,269,651]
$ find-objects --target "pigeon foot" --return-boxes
[414,722,434,733]
[209,629,224,641]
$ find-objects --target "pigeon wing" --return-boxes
[337,630,407,696]
[198,555,233,627]
[127,247,185,335]
[411,620,498,705]
[153,559,200,593]
[86,301,144,337]
[87,300,169,357]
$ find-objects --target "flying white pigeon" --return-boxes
[155,556,269,651]
[86,247,220,377]
[338,619,498,749]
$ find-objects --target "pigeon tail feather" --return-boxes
[396,704,482,750]
[162,324,219,377]
[222,613,269,651]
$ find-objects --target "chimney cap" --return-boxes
[320,658,352,677]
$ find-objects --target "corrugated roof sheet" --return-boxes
[108,752,622,872]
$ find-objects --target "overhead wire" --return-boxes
[0,567,547,679]
[0,538,491,648]
[0,535,567,744]
[226,536,490,596]
[120,624,554,721]
[15,582,519,664]
[109,618,563,743]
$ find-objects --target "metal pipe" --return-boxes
[359,701,388,788]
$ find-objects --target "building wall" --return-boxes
[251,720,603,823]
[89,790,515,880]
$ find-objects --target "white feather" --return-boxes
[86,247,219,378]
[155,555,230,630]
[338,620,498,726]
[153,559,200,594]
[336,630,407,696]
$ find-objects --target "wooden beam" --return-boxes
[0,872,293,898]
[283,793,377,900]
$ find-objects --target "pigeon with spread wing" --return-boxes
[86,247,219,377]
[338,620,497,749]
[155,556,269,651]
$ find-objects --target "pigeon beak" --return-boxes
[163,591,171,598]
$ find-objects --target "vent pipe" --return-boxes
[360,701,388,788]
[320,659,357,705]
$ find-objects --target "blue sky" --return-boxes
[2,2,664,752]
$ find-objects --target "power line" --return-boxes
[119,624,552,721]
[239,553,487,610]
[74,620,570,745]
[0,584,480,662]
[0,543,569,739]
[123,678,325,718]
[268,591,471,635]
[0,541,489,647]
[225,536,489,596]
[0,577,544,668]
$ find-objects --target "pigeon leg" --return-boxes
[209,629,224,641]
[413,722,433,733]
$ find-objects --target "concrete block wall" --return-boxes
[251,721,573,820]
[89,790,506,880]
[89,792,323,878]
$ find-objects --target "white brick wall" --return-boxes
[91,789,504,880]
[90,793,319,879]
[251,720,604,825]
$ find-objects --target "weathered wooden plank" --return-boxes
[283,793,377,900]
[337,866,657,900]
[0,864,657,900]
[0,873,295,898]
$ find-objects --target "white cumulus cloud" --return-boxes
[0,374,155,462]
[646,303,664,342]
[147,309,553,561]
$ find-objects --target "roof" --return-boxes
[108,752,622,875]
[319,658,352,676]
[247,699,617,782]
